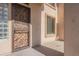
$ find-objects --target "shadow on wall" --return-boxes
[33,45,64,56]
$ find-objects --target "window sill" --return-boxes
[45,33,55,37]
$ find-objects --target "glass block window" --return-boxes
[0,4,8,39]
[47,16,55,34]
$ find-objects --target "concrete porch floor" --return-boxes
[4,40,64,56]
[6,48,45,56]
[33,40,64,56]
[42,40,64,53]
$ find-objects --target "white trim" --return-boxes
[45,13,56,37]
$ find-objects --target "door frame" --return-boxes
[8,3,31,52]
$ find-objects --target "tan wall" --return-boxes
[41,4,57,44]
[30,4,57,46]
[65,3,79,55]
[30,4,42,47]
[57,4,64,40]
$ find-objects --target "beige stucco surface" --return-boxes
[30,4,42,47]
[57,4,64,40]
[65,3,79,55]
[29,3,57,47]
[30,4,57,46]
[41,4,57,44]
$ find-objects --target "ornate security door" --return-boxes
[12,4,30,51]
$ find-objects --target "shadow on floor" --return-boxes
[33,45,64,56]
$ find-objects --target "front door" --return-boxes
[12,4,30,51]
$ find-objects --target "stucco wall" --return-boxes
[41,4,57,44]
[65,3,79,55]
[30,4,41,47]
[30,4,57,46]
[57,4,64,40]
